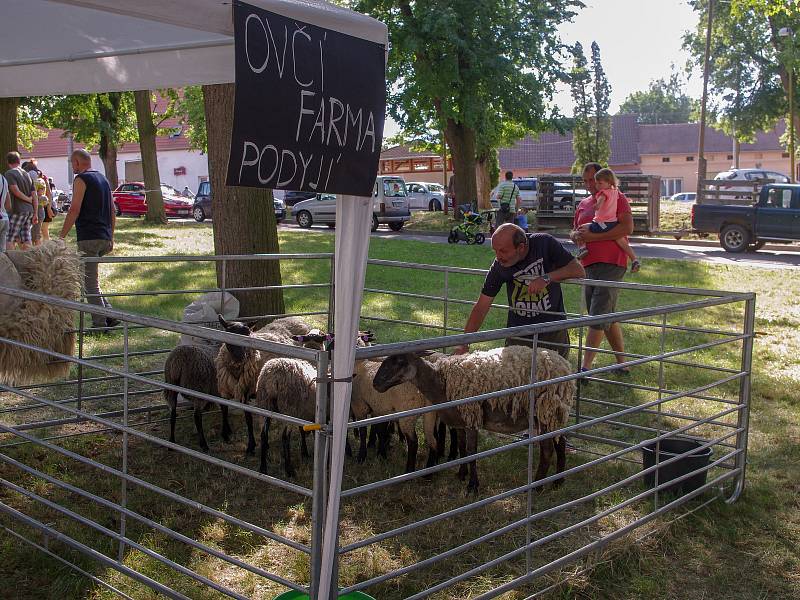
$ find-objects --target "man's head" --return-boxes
[491,223,528,267]
[70,149,92,174]
[504,170,514,181]
[582,162,602,195]
[6,151,21,167]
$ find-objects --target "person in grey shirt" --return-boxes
[4,151,37,250]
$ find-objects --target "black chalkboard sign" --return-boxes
[226,0,386,197]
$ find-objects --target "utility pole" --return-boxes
[779,27,796,183]
[696,0,714,202]
[67,132,74,182]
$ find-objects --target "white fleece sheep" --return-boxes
[373,346,576,493]
[0,241,82,385]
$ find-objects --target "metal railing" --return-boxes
[0,253,754,599]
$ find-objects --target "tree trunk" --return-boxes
[445,118,478,218]
[134,90,166,224]
[475,152,492,210]
[97,93,121,189]
[202,83,285,322]
[0,98,18,156]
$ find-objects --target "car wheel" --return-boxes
[747,240,766,252]
[447,231,458,244]
[114,202,122,217]
[719,224,750,253]
[429,199,442,211]
[474,233,485,245]
[388,222,404,232]
[371,215,379,232]
[326,223,335,229]
[296,210,313,228]
[193,206,205,222]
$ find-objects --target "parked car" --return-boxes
[552,183,590,210]
[712,168,790,195]
[192,181,286,223]
[691,183,800,252]
[406,181,446,211]
[292,176,411,232]
[282,190,317,206]
[489,177,538,209]
[112,182,194,218]
[668,192,697,203]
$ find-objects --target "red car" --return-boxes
[112,182,194,218]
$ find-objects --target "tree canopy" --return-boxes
[683,0,799,142]
[356,0,580,206]
[618,69,698,124]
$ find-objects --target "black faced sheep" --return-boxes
[215,315,312,455]
[372,346,576,493]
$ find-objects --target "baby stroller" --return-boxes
[447,204,491,245]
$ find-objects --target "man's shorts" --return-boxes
[6,213,33,245]
[583,263,627,331]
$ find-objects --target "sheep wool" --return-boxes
[215,316,312,402]
[352,360,437,448]
[436,346,575,435]
[0,241,82,385]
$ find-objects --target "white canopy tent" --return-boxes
[1,2,387,598]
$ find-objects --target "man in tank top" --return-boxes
[59,149,119,329]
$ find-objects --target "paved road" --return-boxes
[276,222,800,269]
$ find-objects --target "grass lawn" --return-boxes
[0,216,798,599]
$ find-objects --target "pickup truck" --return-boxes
[691,183,800,252]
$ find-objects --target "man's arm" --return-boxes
[59,178,85,239]
[576,211,633,242]
[527,258,585,294]
[8,183,33,204]
[455,293,494,354]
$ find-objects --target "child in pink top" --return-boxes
[575,168,640,272]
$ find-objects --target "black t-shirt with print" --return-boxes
[481,233,574,327]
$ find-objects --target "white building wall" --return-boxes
[33,149,209,195]
[116,149,209,193]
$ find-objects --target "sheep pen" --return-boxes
[0,251,756,600]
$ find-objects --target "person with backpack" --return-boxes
[495,171,521,226]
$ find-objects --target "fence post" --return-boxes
[728,295,755,503]
[310,350,330,598]
[118,321,129,563]
[525,333,539,574]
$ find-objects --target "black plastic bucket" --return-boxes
[641,438,713,497]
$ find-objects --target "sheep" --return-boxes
[350,358,441,473]
[372,346,576,494]
[163,343,230,452]
[215,315,312,455]
[253,331,370,477]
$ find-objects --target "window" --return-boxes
[727,154,734,160]
[515,179,537,191]
[661,178,683,197]
[766,172,790,183]
[744,171,766,181]
[782,152,790,158]
[413,159,430,171]
[686,156,695,162]
[662,157,671,163]
[198,181,210,196]
[766,188,792,209]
